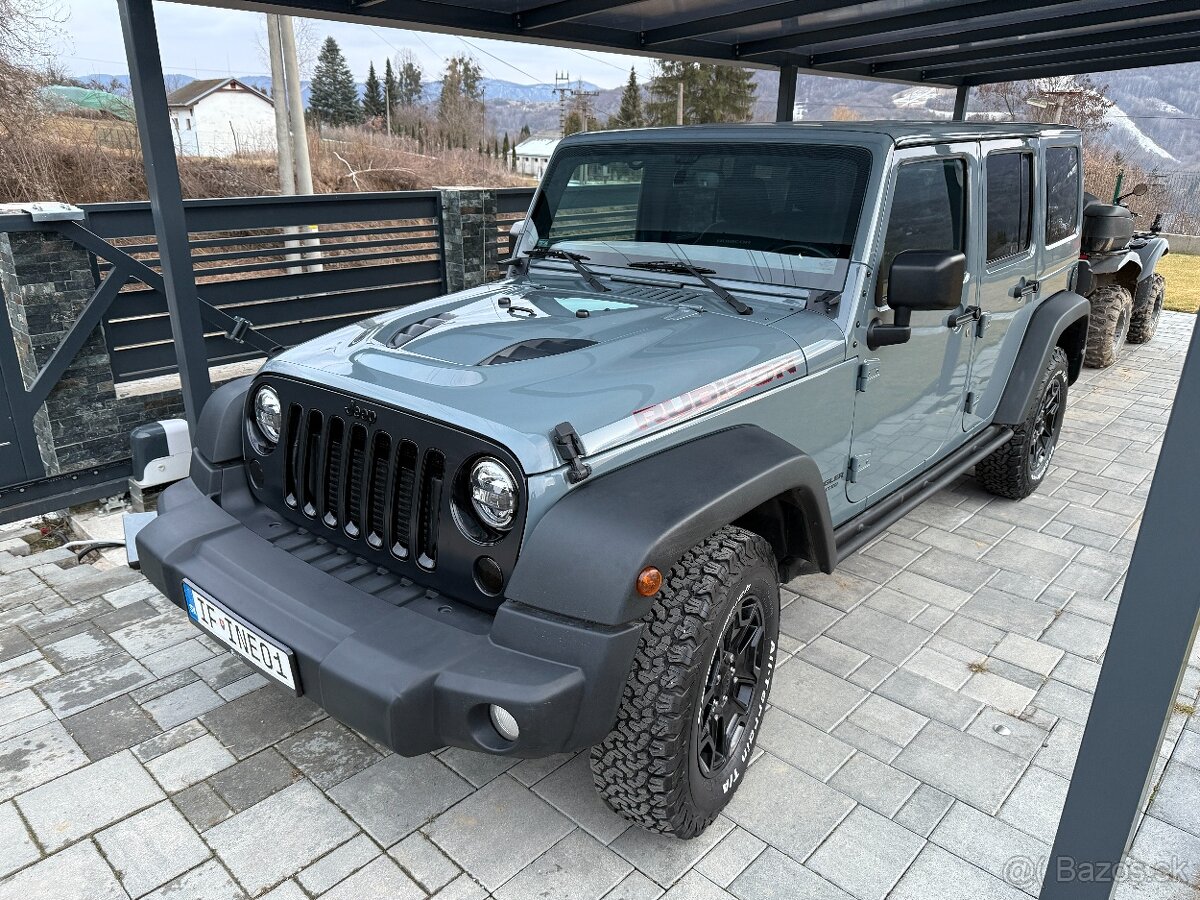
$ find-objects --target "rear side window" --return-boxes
[1045,146,1080,244]
[986,151,1033,263]
[878,158,966,301]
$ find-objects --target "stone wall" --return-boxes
[439,187,499,292]
[0,232,184,476]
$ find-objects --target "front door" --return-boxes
[846,146,976,503]
[965,141,1042,428]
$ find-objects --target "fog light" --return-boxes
[489,704,520,742]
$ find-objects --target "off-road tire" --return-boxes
[976,347,1069,500]
[1127,273,1166,344]
[1083,282,1133,368]
[591,526,779,839]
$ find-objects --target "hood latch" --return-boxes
[552,421,592,484]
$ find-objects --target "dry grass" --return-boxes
[1158,252,1200,314]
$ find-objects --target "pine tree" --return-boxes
[502,133,510,166]
[396,50,424,106]
[519,123,531,140]
[309,37,363,127]
[438,55,484,145]
[610,66,643,129]
[363,62,384,120]
[383,58,399,127]
[645,60,755,126]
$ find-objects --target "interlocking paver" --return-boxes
[16,748,164,851]
[496,828,632,900]
[728,848,853,900]
[0,839,126,900]
[427,774,575,891]
[0,720,87,802]
[330,753,473,846]
[145,732,236,792]
[95,799,211,896]
[142,859,246,900]
[296,833,380,895]
[893,721,1027,814]
[806,806,925,900]
[0,800,39,878]
[205,780,358,895]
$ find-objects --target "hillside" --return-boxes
[81,64,1200,169]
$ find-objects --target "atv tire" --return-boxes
[976,347,1068,500]
[591,525,779,839]
[1127,273,1165,344]
[1083,282,1133,369]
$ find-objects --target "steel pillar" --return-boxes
[118,0,211,429]
[776,64,797,122]
[952,84,970,120]
[1040,322,1200,898]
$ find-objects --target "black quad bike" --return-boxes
[1078,182,1170,368]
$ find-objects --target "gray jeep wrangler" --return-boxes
[137,122,1090,838]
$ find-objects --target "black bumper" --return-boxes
[137,478,641,757]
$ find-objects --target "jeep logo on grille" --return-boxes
[345,401,377,424]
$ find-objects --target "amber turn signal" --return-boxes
[636,566,663,597]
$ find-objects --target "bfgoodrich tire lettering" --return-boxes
[976,346,1069,500]
[590,525,779,838]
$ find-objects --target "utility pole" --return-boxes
[266,14,301,271]
[385,78,391,136]
[279,15,321,270]
[677,81,684,125]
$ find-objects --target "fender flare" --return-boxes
[995,291,1089,425]
[193,376,252,464]
[506,425,836,627]
[1087,248,1141,277]
[1133,237,1170,283]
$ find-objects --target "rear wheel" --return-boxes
[976,347,1068,500]
[1127,273,1165,344]
[591,526,779,838]
[1084,282,1133,368]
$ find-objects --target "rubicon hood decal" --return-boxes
[584,350,806,454]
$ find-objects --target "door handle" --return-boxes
[1009,277,1040,299]
[947,305,981,329]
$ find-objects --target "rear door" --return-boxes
[965,140,1042,428]
[846,145,976,503]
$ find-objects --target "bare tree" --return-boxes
[975,75,1112,143]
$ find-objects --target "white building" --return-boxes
[167,78,277,158]
[514,137,560,178]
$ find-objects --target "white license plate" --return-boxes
[183,581,300,693]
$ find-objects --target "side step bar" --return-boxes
[834,424,1013,562]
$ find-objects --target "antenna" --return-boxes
[553,71,600,137]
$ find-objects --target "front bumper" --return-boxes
[137,476,641,757]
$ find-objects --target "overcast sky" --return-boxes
[54,0,654,88]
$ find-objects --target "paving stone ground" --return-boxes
[1,313,1199,900]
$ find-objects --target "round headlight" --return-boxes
[469,458,517,530]
[254,386,282,445]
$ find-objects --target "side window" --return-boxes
[878,158,965,302]
[1045,146,1080,244]
[986,151,1033,263]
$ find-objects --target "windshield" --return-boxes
[529,141,873,290]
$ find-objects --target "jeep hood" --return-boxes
[264,280,840,473]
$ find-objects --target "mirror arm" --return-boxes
[866,306,912,350]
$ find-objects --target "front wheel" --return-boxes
[591,526,779,838]
[1127,273,1165,344]
[976,347,1069,500]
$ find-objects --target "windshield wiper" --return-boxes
[627,260,753,315]
[503,247,610,293]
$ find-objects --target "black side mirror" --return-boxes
[868,249,967,350]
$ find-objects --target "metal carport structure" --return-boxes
[110,3,1200,898]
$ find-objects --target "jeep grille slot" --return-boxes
[365,432,391,551]
[416,450,445,571]
[293,409,323,518]
[344,424,368,538]
[391,441,418,559]
[322,417,345,527]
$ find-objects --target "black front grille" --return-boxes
[282,405,443,571]
[250,376,526,611]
